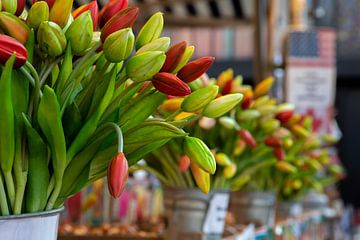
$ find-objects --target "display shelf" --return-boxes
[208,58,360,82]
[59,236,161,240]
[59,209,341,240]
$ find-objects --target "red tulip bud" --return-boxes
[177,56,215,83]
[273,147,285,161]
[15,0,26,16]
[276,110,293,124]
[264,137,282,148]
[0,34,28,68]
[107,153,128,198]
[100,7,139,42]
[179,155,191,172]
[239,129,257,148]
[222,79,233,95]
[152,72,191,97]
[241,96,252,109]
[72,0,99,30]
[99,0,128,28]
[160,41,187,72]
[33,0,55,9]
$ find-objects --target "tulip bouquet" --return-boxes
[0,0,219,216]
[138,69,344,196]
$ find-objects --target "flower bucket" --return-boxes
[0,208,63,240]
[276,201,303,222]
[229,191,276,227]
[302,191,329,212]
[163,187,229,240]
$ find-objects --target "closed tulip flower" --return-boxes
[126,51,165,82]
[99,0,128,28]
[152,72,191,97]
[0,34,28,68]
[37,21,67,57]
[72,0,98,30]
[160,41,187,73]
[49,0,73,28]
[0,12,30,45]
[177,56,215,83]
[15,0,26,16]
[100,7,139,42]
[103,28,134,62]
[27,2,49,30]
[66,11,93,55]
[33,0,55,9]
[107,153,128,198]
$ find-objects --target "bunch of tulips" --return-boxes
[140,69,344,197]
[0,0,232,216]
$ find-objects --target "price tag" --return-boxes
[202,193,229,234]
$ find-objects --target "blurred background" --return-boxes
[56,0,360,239]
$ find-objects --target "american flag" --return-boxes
[287,29,336,68]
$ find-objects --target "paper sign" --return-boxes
[202,193,229,234]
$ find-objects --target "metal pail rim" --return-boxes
[0,207,64,220]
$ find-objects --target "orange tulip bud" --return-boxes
[190,163,210,194]
[179,155,190,172]
[161,98,183,112]
[49,0,73,28]
[72,0,98,30]
[254,76,274,98]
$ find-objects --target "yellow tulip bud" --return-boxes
[254,76,274,97]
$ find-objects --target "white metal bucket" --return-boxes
[0,208,63,240]
[163,188,229,240]
[230,191,276,227]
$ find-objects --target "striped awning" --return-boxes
[26,0,254,26]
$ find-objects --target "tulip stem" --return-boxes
[0,171,9,215]
[40,59,61,87]
[166,109,182,121]
[24,62,42,118]
[102,123,123,153]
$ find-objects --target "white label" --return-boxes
[202,193,229,234]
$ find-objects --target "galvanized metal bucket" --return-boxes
[276,201,303,221]
[230,191,276,227]
[302,191,329,212]
[0,208,63,240]
[163,188,229,240]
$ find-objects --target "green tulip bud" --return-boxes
[203,93,243,118]
[181,85,218,112]
[2,0,17,14]
[260,118,280,133]
[37,21,67,57]
[27,2,49,30]
[66,11,93,55]
[219,117,240,130]
[103,28,134,63]
[257,105,276,116]
[215,153,232,166]
[188,78,205,91]
[237,109,261,121]
[184,136,216,174]
[135,12,163,49]
[135,37,170,55]
[126,51,166,82]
